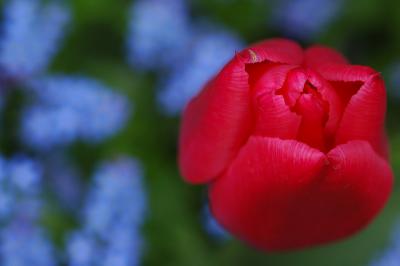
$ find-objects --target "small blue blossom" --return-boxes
[0,0,70,80]
[0,155,54,266]
[67,157,147,266]
[67,232,99,266]
[84,157,146,236]
[102,226,142,266]
[21,76,130,150]
[21,105,80,150]
[0,221,56,266]
[127,0,191,70]
[0,155,43,221]
[7,155,42,195]
[158,27,244,115]
[272,0,342,40]
[0,163,12,221]
[203,204,230,241]
[0,191,12,222]
[0,158,12,218]
[369,222,400,266]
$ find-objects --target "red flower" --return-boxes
[178,39,393,251]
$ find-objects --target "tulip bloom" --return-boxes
[179,39,393,251]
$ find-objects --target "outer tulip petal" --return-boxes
[317,64,376,84]
[318,65,387,157]
[209,137,327,250]
[179,39,304,184]
[179,59,251,184]
[322,141,393,238]
[244,39,303,87]
[304,45,349,70]
[209,138,393,251]
[239,38,303,65]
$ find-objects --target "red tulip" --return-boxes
[178,39,393,251]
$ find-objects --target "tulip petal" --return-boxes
[304,45,349,70]
[324,141,393,233]
[239,38,303,65]
[295,93,327,151]
[253,65,301,139]
[306,70,344,144]
[254,94,301,139]
[179,39,303,184]
[179,60,252,184]
[277,68,343,149]
[209,138,392,251]
[244,39,303,86]
[317,65,387,158]
[209,137,327,250]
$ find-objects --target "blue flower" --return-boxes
[203,204,230,241]
[0,155,55,266]
[0,155,43,221]
[20,76,130,150]
[0,221,56,266]
[67,157,147,266]
[0,0,69,81]
[127,0,191,70]
[21,105,80,150]
[127,0,243,115]
[102,226,142,266]
[84,157,146,235]
[7,155,42,195]
[272,0,342,40]
[0,158,12,219]
[1,222,55,266]
[67,232,98,266]
[158,26,244,115]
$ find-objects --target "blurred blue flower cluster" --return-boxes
[0,0,146,265]
[21,76,130,150]
[127,0,244,115]
[67,158,146,266]
[158,27,244,114]
[127,0,190,70]
[0,0,69,81]
[0,0,130,150]
[0,156,42,221]
[272,0,343,40]
[1,223,56,266]
[0,155,56,265]
[370,222,400,266]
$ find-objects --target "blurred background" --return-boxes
[0,0,399,265]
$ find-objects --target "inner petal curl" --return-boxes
[248,65,343,152]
